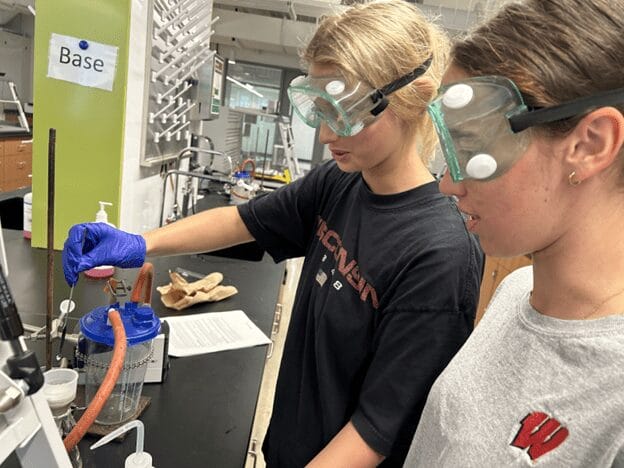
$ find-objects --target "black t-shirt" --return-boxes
[238,161,483,467]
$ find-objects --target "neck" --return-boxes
[362,138,434,194]
[530,187,624,320]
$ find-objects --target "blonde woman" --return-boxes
[406,0,624,466]
[64,1,483,465]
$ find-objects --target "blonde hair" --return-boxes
[301,0,449,162]
[451,0,624,181]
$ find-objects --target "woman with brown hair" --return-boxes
[64,1,483,465]
[406,0,624,465]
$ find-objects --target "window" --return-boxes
[225,62,282,112]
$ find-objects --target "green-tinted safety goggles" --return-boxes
[428,76,624,182]
[288,57,431,137]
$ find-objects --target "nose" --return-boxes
[439,168,467,198]
[318,122,339,145]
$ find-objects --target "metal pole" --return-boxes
[261,129,270,191]
[45,129,56,370]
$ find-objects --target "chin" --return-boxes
[478,236,520,258]
[334,160,360,173]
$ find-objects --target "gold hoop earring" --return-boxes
[568,171,581,186]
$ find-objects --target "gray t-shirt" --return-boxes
[405,266,624,467]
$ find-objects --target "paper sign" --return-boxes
[47,33,118,91]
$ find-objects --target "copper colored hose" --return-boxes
[238,158,256,178]
[63,309,127,452]
[130,262,154,305]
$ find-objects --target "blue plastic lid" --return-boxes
[233,171,251,179]
[79,302,161,346]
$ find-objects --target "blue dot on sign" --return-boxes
[79,40,89,50]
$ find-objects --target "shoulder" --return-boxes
[408,195,482,270]
[492,265,533,301]
[480,265,532,323]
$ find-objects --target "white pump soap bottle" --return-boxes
[85,201,116,279]
[96,201,114,224]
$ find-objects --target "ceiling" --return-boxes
[212,0,508,69]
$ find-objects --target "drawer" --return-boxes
[4,138,32,156]
[4,153,32,190]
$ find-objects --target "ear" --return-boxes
[564,107,624,181]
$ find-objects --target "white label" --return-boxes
[47,33,118,92]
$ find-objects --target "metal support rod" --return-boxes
[45,128,56,370]
[261,129,271,191]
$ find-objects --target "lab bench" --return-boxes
[0,228,285,468]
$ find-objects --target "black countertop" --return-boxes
[1,229,285,468]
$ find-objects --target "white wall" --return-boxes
[0,16,33,107]
[119,0,198,233]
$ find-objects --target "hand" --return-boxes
[62,223,146,286]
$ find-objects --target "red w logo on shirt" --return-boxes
[510,412,569,461]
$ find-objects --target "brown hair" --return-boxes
[451,0,624,177]
[301,0,449,162]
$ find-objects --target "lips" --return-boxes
[459,208,480,231]
[330,147,348,156]
[329,147,350,161]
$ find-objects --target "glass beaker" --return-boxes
[77,302,160,425]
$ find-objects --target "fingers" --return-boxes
[63,225,87,286]
[62,248,78,286]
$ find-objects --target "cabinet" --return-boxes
[0,136,32,192]
[475,255,532,324]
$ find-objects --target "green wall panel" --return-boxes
[32,0,131,249]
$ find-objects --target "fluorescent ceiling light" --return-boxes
[226,75,264,98]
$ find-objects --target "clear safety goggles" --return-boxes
[428,76,624,182]
[288,58,431,137]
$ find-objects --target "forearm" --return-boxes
[306,421,384,468]
[143,206,254,257]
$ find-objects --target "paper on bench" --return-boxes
[164,310,271,357]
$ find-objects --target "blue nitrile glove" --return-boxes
[62,223,146,286]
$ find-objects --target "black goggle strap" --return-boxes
[509,87,624,133]
[369,56,433,116]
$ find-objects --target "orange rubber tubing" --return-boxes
[63,309,127,452]
[238,158,256,178]
[130,262,154,305]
